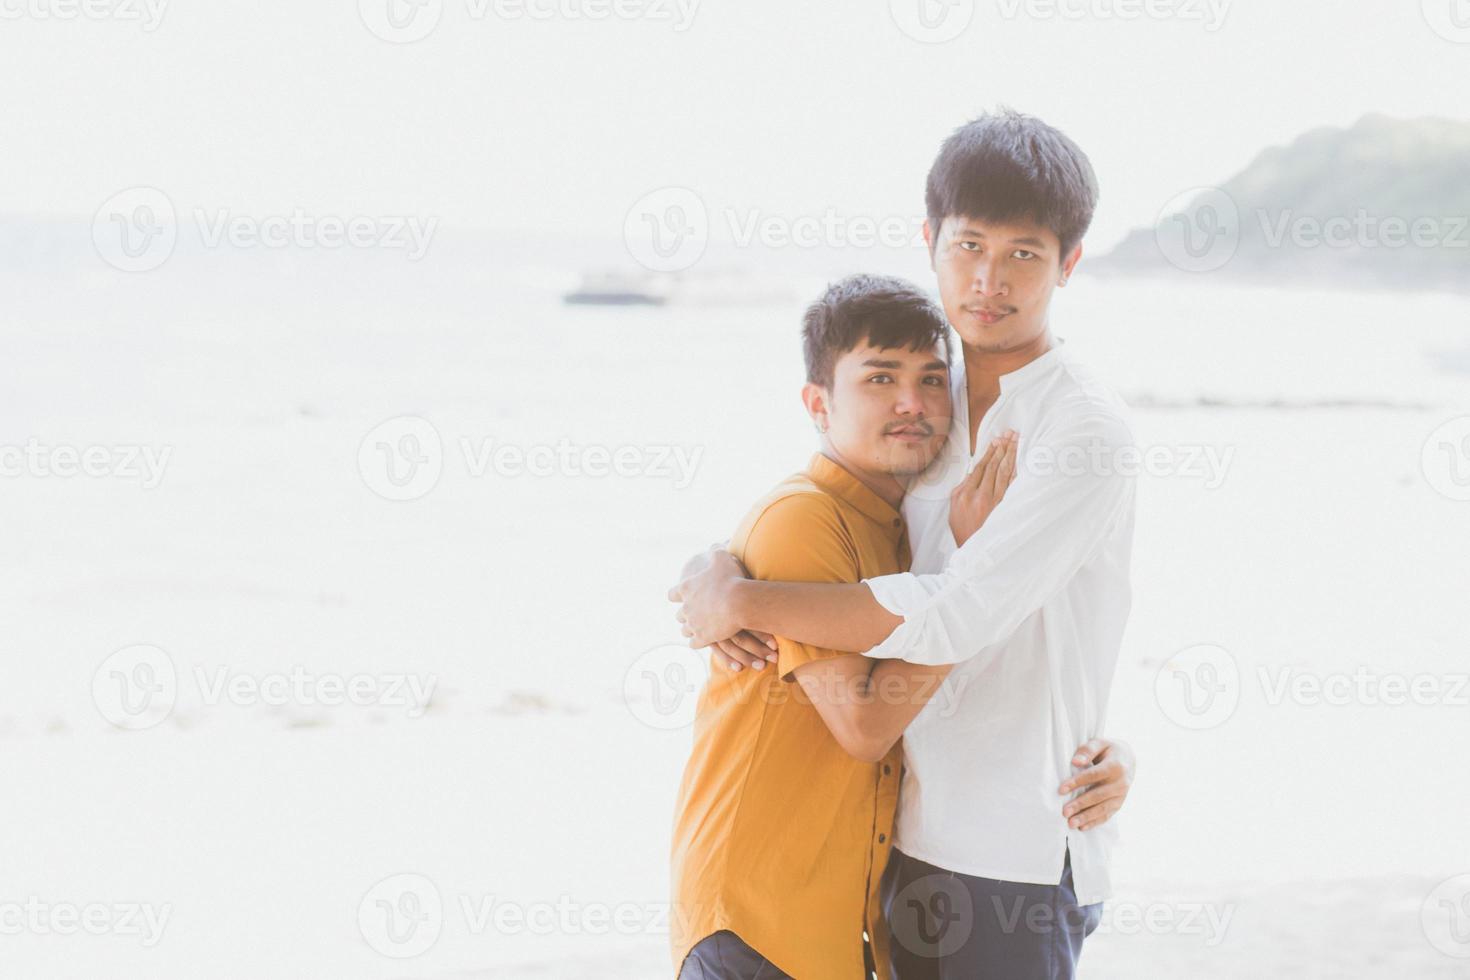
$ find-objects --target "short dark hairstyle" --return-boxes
[925,108,1099,259]
[801,274,950,388]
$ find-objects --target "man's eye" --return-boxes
[869,375,893,383]
[958,241,980,252]
[923,376,945,386]
[1013,249,1036,260]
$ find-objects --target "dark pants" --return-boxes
[880,848,1102,980]
[677,931,792,980]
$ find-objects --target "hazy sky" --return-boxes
[2,0,1466,251]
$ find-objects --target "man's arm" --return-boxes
[788,652,953,763]
[677,413,1134,664]
[672,434,1019,659]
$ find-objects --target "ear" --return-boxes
[1059,242,1084,285]
[923,218,937,270]
[801,382,830,433]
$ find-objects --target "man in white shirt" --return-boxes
[670,109,1135,979]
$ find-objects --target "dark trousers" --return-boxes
[880,848,1102,980]
[677,931,792,980]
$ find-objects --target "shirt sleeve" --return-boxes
[862,409,1137,665]
[737,491,864,680]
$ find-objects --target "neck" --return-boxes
[961,329,1055,405]
[817,445,906,510]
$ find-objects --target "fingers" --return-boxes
[1062,779,1125,818]
[997,433,1019,494]
[1058,754,1118,795]
[746,629,779,654]
[1066,798,1122,832]
[728,631,777,665]
[957,440,998,494]
[713,639,766,672]
[667,585,683,603]
[1071,738,1108,769]
[978,435,1009,500]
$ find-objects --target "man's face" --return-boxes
[925,214,1081,353]
[812,340,951,478]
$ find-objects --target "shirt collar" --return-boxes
[804,453,905,533]
[949,333,1069,400]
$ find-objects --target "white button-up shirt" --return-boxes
[863,334,1136,905]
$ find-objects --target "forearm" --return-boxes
[734,579,902,653]
[849,660,953,757]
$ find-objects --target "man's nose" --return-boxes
[972,257,1007,296]
[893,384,926,415]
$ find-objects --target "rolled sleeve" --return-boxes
[861,411,1136,665]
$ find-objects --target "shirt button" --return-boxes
[882,764,892,775]
[878,833,887,843]
[892,518,901,527]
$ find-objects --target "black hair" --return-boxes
[801,274,949,388]
[925,108,1099,259]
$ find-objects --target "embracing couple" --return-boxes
[666,109,1139,980]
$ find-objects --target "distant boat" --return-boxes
[563,272,668,306]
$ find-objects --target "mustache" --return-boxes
[885,421,936,436]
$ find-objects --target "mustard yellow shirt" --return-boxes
[671,453,908,979]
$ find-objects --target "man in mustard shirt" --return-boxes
[670,274,1019,979]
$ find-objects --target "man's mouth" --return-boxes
[885,425,933,443]
[965,306,1011,325]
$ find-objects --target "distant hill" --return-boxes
[1091,114,1470,292]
